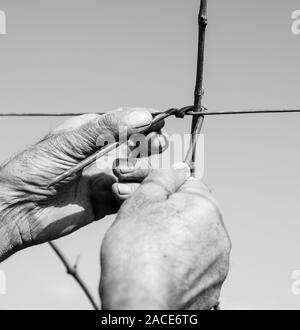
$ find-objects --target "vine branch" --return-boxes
[48,242,100,310]
[185,0,208,175]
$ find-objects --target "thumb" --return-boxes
[54,108,160,159]
[94,107,155,147]
[135,163,191,204]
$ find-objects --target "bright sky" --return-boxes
[0,0,300,310]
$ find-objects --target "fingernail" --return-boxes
[118,159,137,174]
[128,111,152,129]
[173,162,191,180]
[117,184,132,195]
[119,166,135,174]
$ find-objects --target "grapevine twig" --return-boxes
[184,0,208,175]
[48,242,100,310]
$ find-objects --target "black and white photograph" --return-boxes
[0,0,300,315]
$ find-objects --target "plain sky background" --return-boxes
[0,0,300,310]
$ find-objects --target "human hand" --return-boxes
[0,108,167,261]
[100,165,231,310]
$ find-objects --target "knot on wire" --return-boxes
[175,106,207,118]
[175,106,194,118]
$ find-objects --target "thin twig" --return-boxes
[184,0,208,175]
[48,242,100,310]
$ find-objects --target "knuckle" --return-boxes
[218,263,230,286]
[224,234,232,254]
[215,235,231,282]
[217,225,231,254]
[198,196,221,221]
[207,290,222,310]
[101,112,119,132]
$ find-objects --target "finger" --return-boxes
[146,131,169,156]
[112,182,141,201]
[133,163,191,204]
[116,131,169,159]
[113,158,151,182]
[89,172,118,217]
[94,107,164,148]
[49,108,165,159]
[49,110,163,137]
[128,131,169,158]
[49,114,101,135]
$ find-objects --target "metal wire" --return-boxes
[186,109,300,116]
[0,113,105,117]
[0,108,300,117]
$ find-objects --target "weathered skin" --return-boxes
[0,107,166,261]
[0,107,231,310]
[101,166,231,310]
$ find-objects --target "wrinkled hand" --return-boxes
[0,108,167,261]
[100,165,231,310]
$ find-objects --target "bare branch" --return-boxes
[185,0,208,175]
[48,242,100,310]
